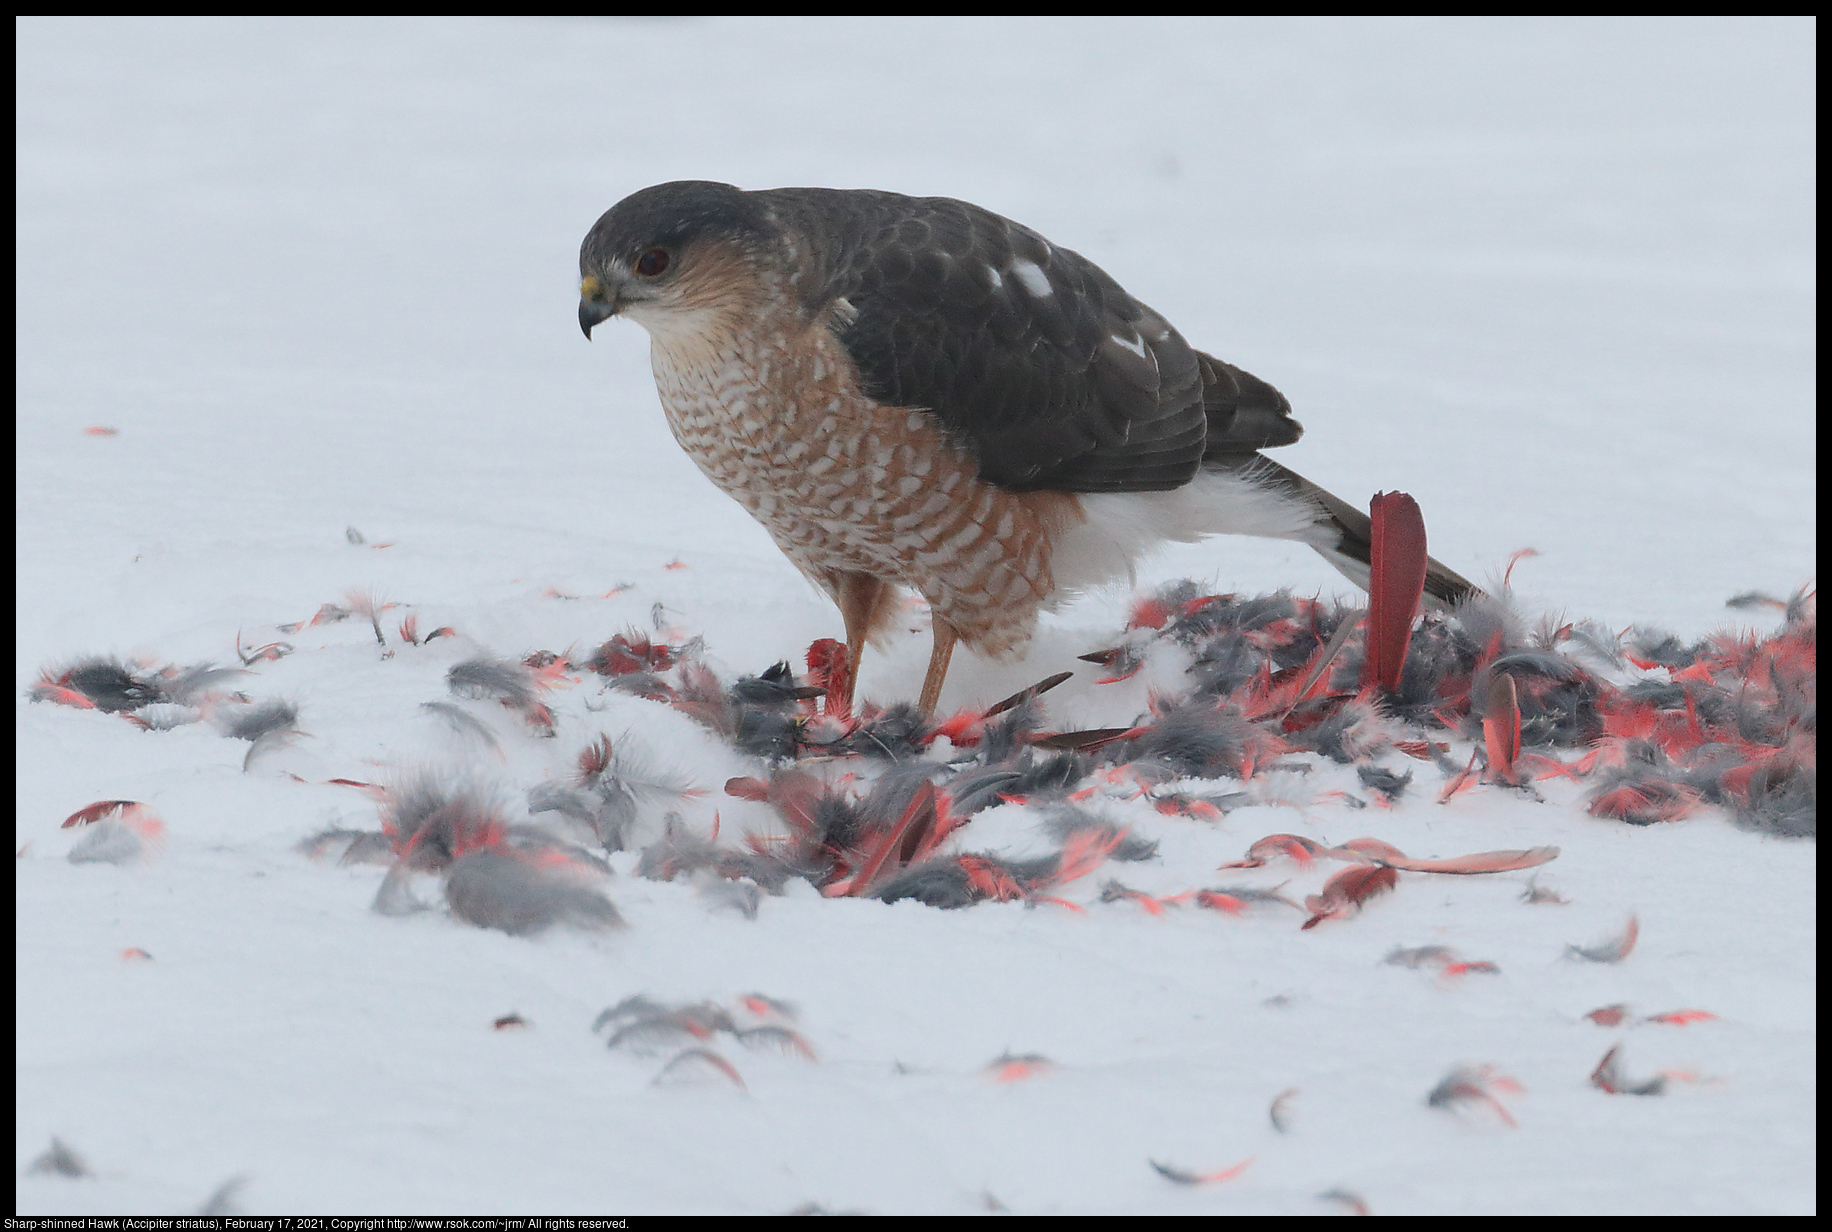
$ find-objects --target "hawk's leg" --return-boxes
[918,620,958,716]
[834,571,891,710]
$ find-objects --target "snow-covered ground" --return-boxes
[16,16,1814,1216]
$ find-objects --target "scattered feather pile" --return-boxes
[29,577,1811,938]
[1064,580,1814,837]
[301,774,622,936]
[19,572,1799,1200]
[585,581,1809,917]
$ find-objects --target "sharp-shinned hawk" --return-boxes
[579,181,1473,712]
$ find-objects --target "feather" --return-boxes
[1567,914,1639,964]
[652,1048,746,1091]
[1149,1156,1254,1186]
[27,1138,90,1178]
[1426,1064,1521,1126]
[68,808,165,865]
[1364,492,1427,692]
[218,698,299,743]
[1590,1044,1666,1096]
[443,847,622,935]
[1301,865,1398,929]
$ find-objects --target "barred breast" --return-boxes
[647,302,1072,656]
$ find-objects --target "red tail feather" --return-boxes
[1364,492,1428,692]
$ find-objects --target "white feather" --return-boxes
[1010,259,1052,299]
[1046,468,1330,603]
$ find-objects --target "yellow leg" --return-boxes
[919,620,958,715]
[833,572,888,711]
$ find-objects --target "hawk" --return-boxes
[579,181,1473,712]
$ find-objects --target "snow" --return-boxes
[16,16,1814,1216]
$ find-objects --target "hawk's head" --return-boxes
[579,181,776,340]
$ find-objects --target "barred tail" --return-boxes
[1230,457,1480,608]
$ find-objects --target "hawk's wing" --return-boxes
[758,189,1300,494]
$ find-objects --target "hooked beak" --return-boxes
[578,274,617,339]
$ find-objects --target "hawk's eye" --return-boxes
[635,249,670,278]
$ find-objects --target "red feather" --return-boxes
[1363,492,1428,692]
[1483,673,1522,784]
